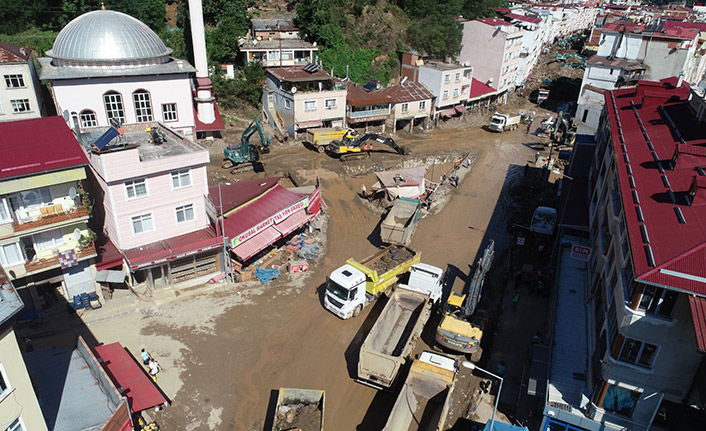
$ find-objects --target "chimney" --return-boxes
[188,0,216,125]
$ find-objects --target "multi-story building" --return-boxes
[459,18,524,96]
[83,122,223,291]
[262,65,347,136]
[576,21,700,134]
[503,13,545,86]
[0,265,47,431]
[239,18,318,67]
[542,78,706,431]
[400,52,473,114]
[0,117,99,309]
[0,42,44,122]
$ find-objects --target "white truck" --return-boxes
[488,113,521,132]
[383,351,458,431]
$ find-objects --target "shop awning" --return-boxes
[95,269,126,284]
[439,107,457,118]
[274,209,315,237]
[296,119,324,129]
[93,343,167,413]
[124,227,222,270]
[232,226,282,261]
[455,104,467,113]
[95,237,123,271]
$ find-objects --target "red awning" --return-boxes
[124,227,222,270]
[439,107,457,118]
[455,105,467,113]
[274,209,315,237]
[689,295,706,353]
[232,226,282,261]
[296,119,324,129]
[95,237,123,271]
[93,343,167,413]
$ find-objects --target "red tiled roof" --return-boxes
[347,81,434,106]
[505,13,542,25]
[688,295,706,353]
[0,117,88,180]
[0,41,30,63]
[267,66,333,82]
[469,78,497,99]
[210,177,280,212]
[194,101,226,132]
[604,78,706,295]
[477,17,512,27]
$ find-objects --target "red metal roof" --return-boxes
[0,116,88,180]
[95,236,123,271]
[604,78,706,295]
[209,177,279,213]
[469,78,497,99]
[505,13,542,25]
[477,17,513,27]
[688,295,706,353]
[664,20,706,33]
[93,343,167,413]
[123,227,222,269]
[194,101,226,132]
[0,41,30,63]
[347,81,433,106]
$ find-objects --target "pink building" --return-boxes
[84,123,223,290]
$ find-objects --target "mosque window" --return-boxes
[79,110,98,128]
[104,91,125,123]
[162,103,178,122]
[133,90,153,122]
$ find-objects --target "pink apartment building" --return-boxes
[84,123,223,291]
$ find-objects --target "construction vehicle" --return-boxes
[436,240,495,362]
[324,245,421,319]
[380,197,421,246]
[383,351,458,431]
[222,117,270,174]
[326,133,406,162]
[302,127,357,153]
[271,388,325,431]
[357,287,435,389]
[529,206,557,236]
[487,113,521,132]
[536,86,551,105]
[551,110,576,147]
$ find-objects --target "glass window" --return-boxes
[444,74,450,83]
[284,99,291,110]
[325,99,337,110]
[463,69,472,79]
[304,100,316,112]
[33,228,65,251]
[162,103,178,122]
[10,99,30,113]
[0,199,12,223]
[20,187,51,208]
[104,92,125,123]
[171,170,191,189]
[5,417,24,431]
[79,110,98,128]
[133,90,153,122]
[618,337,658,368]
[0,243,23,267]
[176,204,194,223]
[455,72,461,82]
[281,50,293,60]
[4,74,25,88]
[132,213,154,234]
[602,384,641,417]
[125,179,147,199]
[419,101,426,110]
[453,88,459,98]
[401,103,409,113]
[442,90,449,100]
[638,286,677,318]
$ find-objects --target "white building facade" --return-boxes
[0,42,43,122]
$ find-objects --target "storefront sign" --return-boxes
[231,197,310,247]
[570,244,592,261]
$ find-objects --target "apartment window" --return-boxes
[455,72,461,82]
[442,90,449,100]
[463,69,472,79]
[0,243,23,267]
[103,91,125,123]
[80,110,98,128]
[132,213,154,234]
[444,74,450,83]
[133,90,153,122]
[617,337,658,368]
[267,50,280,61]
[5,418,24,431]
[284,99,291,110]
[125,179,148,199]
[637,286,678,318]
[171,169,191,189]
[419,101,426,110]
[601,383,641,417]
[0,198,12,224]
[4,74,25,88]
[304,100,317,112]
[20,187,51,208]
[10,99,30,113]
[33,228,65,251]
[162,103,178,122]
[325,99,337,110]
[401,103,409,113]
[281,51,293,61]
[453,88,459,98]
[582,109,589,123]
[175,204,195,223]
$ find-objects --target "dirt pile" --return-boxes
[274,403,322,431]
[371,247,415,273]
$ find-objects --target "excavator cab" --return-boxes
[444,292,466,316]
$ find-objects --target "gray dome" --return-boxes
[48,10,172,63]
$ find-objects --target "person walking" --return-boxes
[148,359,161,382]
[140,348,151,366]
[526,120,533,134]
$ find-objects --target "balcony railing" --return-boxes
[25,241,96,273]
[13,206,89,232]
[348,108,391,119]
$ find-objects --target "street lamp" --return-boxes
[462,361,504,431]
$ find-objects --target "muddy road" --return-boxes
[148,118,546,430]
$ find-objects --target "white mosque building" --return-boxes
[39,6,224,138]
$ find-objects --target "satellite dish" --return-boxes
[291,86,297,93]
[62,109,70,122]
[69,186,77,199]
[73,228,82,241]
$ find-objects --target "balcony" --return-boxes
[348,108,391,119]
[13,206,89,232]
[24,241,97,274]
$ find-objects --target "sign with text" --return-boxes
[231,197,309,247]
[570,244,592,261]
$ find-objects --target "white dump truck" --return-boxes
[380,197,421,246]
[383,352,458,431]
[488,113,521,132]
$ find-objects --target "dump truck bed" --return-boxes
[380,198,421,246]
[272,388,325,431]
[347,245,421,297]
[358,288,432,388]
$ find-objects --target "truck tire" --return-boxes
[353,304,363,318]
[317,145,325,153]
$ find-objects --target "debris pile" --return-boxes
[274,402,322,431]
[371,247,415,273]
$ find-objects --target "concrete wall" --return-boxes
[392,99,432,119]
[293,90,346,124]
[417,66,471,108]
[0,326,47,431]
[642,40,693,81]
[460,21,504,92]
[51,74,196,135]
[0,62,42,122]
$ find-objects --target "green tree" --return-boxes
[407,14,462,59]
[461,0,507,20]
[212,63,265,109]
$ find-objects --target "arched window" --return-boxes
[133,89,153,123]
[79,109,98,128]
[103,91,125,124]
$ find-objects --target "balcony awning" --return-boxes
[274,209,316,238]
[439,107,457,118]
[231,226,282,261]
[688,295,706,353]
[123,227,222,270]
[455,105,467,113]
[296,120,324,129]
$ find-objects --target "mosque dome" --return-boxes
[47,10,172,66]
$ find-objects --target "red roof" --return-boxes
[194,101,226,132]
[95,237,123,271]
[664,20,706,33]
[209,177,280,212]
[267,66,334,83]
[688,295,706,353]
[0,41,30,63]
[505,13,542,25]
[604,78,706,295]
[469,78,497,99]
[123,227,222,269]
[0,117,88,180]
[347,81,434,106]
[477,17,512,27]
[93,343,167,413]
[602,22,698,41]
[220,184,303,239]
